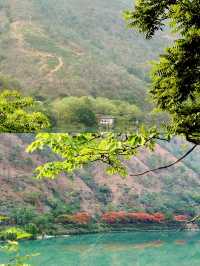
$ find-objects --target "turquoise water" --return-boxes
[1,231,200,266]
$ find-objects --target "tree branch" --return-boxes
[179,214,200,231]
[130,144,198,177]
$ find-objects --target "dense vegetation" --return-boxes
[0,208,194,241]
[0,90,49,132]
[52,96,142,131]
[0,75,146,131]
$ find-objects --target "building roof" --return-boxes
[97,114,115,119]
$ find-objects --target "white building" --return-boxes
[98,115,115,127]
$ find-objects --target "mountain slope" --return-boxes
[0,134,199,217]
[0,0,171,106]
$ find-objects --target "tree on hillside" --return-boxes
[0,90,50,132]
[28,0,199,178]
[124,0,200,145]
[73,106,97,128]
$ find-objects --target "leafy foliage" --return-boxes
[0,240,37,266]
[124,0,200,144]
[9,208,37,227]
[0,227,37,266]
[0,90,50,132]
[0,228,31,241]
[27,128,159,178]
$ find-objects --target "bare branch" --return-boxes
[130,144,198,177]
[179,214,200,231]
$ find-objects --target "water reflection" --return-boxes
[63,240,165,253]
[133,240,164,249]
[174,240,186,245]
[1,232,200,266]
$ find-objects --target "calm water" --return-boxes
[1,231,200,266]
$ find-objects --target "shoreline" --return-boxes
[36,227,200,240]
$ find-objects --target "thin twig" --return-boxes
[130,144,198,176]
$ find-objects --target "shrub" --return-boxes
[0,227,32,241]
[101,211,127,224]
[174,215,188,222]
[71,212,92,225]
[56,214,74,224]
[33,213,54,233]
[24,223,38,239]
[56,212,92,225]
[10,207,37,226]
[101,211,166,224]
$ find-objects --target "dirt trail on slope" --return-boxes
[47,56,64,76]
[11,21,64,78]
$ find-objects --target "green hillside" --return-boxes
[0,0,171,107]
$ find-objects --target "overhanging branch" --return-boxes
[130,144,198,176]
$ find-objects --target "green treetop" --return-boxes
[0,90,50,132]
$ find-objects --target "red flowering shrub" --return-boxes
[101,211,165,224]
[101,211,127,224]
[174,215,188,222]
[56,212,92,224]
[71,212,92,224]
[127,212,156,222]
[153,213,165,222]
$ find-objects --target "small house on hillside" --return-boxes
[97,115,115,128]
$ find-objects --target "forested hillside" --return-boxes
[0,0,171,107]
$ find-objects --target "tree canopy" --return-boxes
[0,90,50,132]
[124,0,200,144]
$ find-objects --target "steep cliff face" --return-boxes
[0,134,199,217]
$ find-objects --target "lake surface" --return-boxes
[1,231,200,266]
